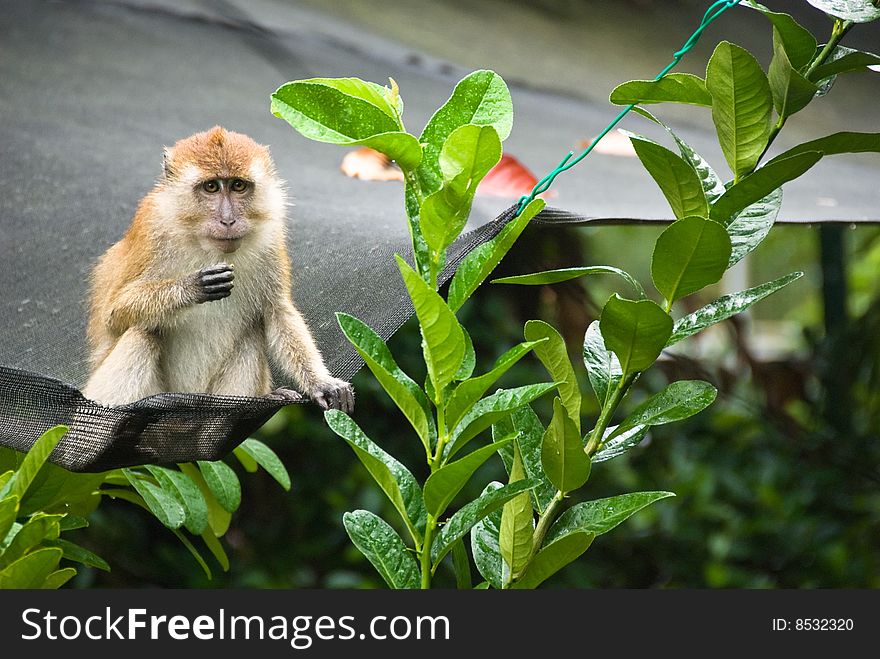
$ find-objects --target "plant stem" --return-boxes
[420,515,436,589]
[519,490,564,576]
[585,372,637,456]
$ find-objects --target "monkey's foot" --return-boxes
[311,379,355,414]
[264,387,303,403]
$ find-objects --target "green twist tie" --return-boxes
[515,0,743,216]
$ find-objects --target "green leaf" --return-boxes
[0,547,63,589]
[545,491,676,544]
[343,510,420,589]
[397,255,465,396]
[325,410,427,542]
[445,382,559,461]
[446,340,544,430]
[493,265,645,298]
[451,540,472,589]
[271,79,422,170]
[448,198,545,312]
[494,407,556,514]
[196,461,241,514]
[470,482,505,589]
[0,496,19,543]
[499,445,533,584]
[178,463,231,537]
[609,73,712,106]
[634,108,727,204]
[511,532,594,589]
[610,380,717,439]
[17,465,104,517]
[667,272,803,346]
[652,216,732,304]
[727,188,782,268]
[145,465,209,536]
[710,151,823,224]
[434,479,538,567]
[592,424,650,463]
[805,0,880,22]
[1,425,67,502]
[583,321,622,407]
[746,2,818,69]
[810,48,880,80]
[541,398,591,493]
[706,41,774,177]
[765,132,880,164]
[47,538,110,572]
[237,438,291,492]
[768,29,818,118]
[416,70,513,196]
[524,320,580,429]
[303,77,402,122]
[171,529,212,579]
[455,326,476,382]
[625,131,709,220]
[58,515,88,532]
[42,567,77,589]
[337,312,434,452]
[122,470,186,530]
[424,439,512,517]
[0,514,62,569]
[232,446,258,473]
[200,528,230,572]
[420,124,502,260]
[599,295,673,378]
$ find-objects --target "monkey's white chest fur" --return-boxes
[161,251,268,395]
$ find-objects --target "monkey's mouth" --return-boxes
[208,236,243,253]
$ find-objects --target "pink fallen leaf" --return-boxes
[340,147,404,181]
[477,153,554,198]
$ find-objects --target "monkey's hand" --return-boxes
[191,263,234,303]
[310,378,355,414]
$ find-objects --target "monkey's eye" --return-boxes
[230,178,249,193]
[202,180,220,194]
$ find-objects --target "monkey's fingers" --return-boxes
[202,263,235,276]
[200,270,235,285]
[341,383,355,414]
[312,390,331,411]
[199,283,234,301]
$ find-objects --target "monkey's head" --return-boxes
[157,126,286,254]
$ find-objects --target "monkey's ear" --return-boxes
[162,147,175,179]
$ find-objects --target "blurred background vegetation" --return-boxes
[71,215,880,589]
[68,0,880,588]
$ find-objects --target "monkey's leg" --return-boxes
[265,302,355,413]
[208,332,271,397]
[82,328,165,406]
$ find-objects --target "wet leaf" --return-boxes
[610,380,717,439]
[545,491,675,544]
[652,216,732,303]
[610,73,712,106]
[600,295,673,378]
[541,398,590,493]
[344,510,420,589]
[667,272,803,346]
[706,41,774,177]
[583,321,622,407]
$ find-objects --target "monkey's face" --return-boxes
[158,127,287,256]
[193,176,255,253]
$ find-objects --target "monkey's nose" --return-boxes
[220,217,236,227]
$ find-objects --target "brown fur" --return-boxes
[83,127,354,412]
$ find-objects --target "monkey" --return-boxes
[82,126,354,413]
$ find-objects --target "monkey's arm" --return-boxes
[105,264,234,333]
[264,299,354,413]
